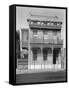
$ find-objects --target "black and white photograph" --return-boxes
[0,0,69,89]
[9,4,67,85]
[15,5,67,84]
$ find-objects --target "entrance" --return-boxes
[53,48,61,64]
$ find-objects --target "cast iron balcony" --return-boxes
[30,36,63,45]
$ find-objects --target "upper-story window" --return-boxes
[33,30,38,36]
[54,22,57,25]
[43,30,48,36]
[53,31,57,36]
[22,30,28,42]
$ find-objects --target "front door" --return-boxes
[53,48,61,64]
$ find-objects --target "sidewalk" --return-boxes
[16,68,65,74]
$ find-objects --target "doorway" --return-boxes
[53,48,61,64]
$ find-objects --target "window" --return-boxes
[43,49,48,61]
[50,22,54,26]
[22,30,28,41]
[33,30,38,36]
[43,30,47,35]
[32,49,37,61]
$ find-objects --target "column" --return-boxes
[47,48,52,70]
[41,47,44,70]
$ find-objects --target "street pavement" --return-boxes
[16,70,66,84]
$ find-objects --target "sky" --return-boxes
[16,6,66,48]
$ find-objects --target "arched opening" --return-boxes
[31,47,41,61]
[43,48,52,61]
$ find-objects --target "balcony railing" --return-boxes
[30,37,63,45]
[30,37,43,43]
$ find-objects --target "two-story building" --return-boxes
[17,15,65,73]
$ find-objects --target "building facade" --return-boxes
[16,15,66,73]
